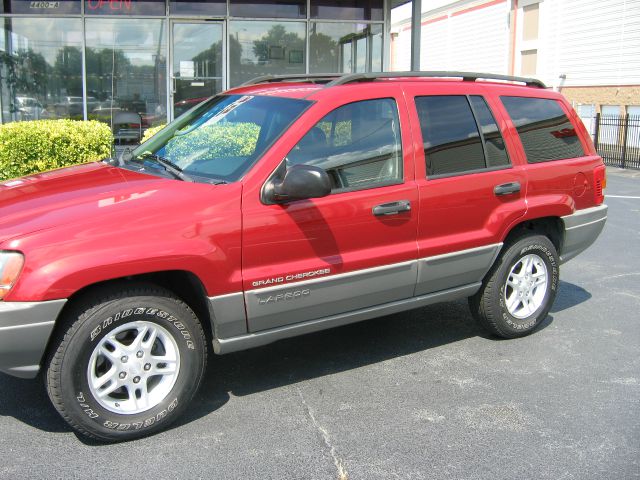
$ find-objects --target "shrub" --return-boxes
[141,124,166,143]
[0,119,113,180]
[163,123,260,163]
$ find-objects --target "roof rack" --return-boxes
[241,71,546,89]
[325,71,546,88]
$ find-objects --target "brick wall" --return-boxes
[559,86,640,114]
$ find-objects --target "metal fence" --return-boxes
[593,114,640,169]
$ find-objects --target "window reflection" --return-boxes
[311,0,382,21]
[309,23,382,73]
[85,19,167,144]
[170,0,226,16]
[0,18,83,123]
[229,21,306,87]
[229,0,306,18]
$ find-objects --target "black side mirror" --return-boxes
[267,164,331,203]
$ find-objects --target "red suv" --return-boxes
[0,72,607,441]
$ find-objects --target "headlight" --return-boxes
[0,251,24,300]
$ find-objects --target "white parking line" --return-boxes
[606,195,640,199]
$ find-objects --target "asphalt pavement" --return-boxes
[0,169,638,480]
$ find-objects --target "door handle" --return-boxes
[372,200,411,216]
[494,182,521,196]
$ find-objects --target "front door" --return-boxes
[170,21,224,120]
[240,84,419,332]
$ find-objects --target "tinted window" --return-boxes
[501,96,585,163]
[469,96,510,167]
[288,98,402,191]
[416,96,485,176]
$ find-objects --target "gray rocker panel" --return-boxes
[214,282,480,354]
[415,243,502,296]
[245,260,418,332]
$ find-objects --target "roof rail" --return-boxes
[240,74,343,86]
[325,71,546,88]
[240,71,547,89]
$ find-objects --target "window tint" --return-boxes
[469,96,510,168]
[501,96,585,163]
[287,98,402,191]
[415,96,485,176]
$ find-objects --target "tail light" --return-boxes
[594,164,606,205]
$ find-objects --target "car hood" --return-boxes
[0,162,217,246]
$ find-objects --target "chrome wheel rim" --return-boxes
[504,253,548,319]
[87,321,180,415]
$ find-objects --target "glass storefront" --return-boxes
[85,18,167,136]
[0,0,385,139]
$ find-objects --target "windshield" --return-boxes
[129,94,311,183]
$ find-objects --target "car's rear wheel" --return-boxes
[469,235,559,338]
[46,284,207,441]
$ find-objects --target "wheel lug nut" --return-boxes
[144,363,151,371]
[133,376,141,384]
[136,351,143,358]
[119,372,127,379]
[121,356,128,363]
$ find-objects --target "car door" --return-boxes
[403,83,528,296]
[241,84,419,332]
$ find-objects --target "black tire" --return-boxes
[45,283,207,442]
[469,235,559,338]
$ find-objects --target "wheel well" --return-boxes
[503,217,563,253]
[45,271,214,362]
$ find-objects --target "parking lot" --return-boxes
[1,169,638,480]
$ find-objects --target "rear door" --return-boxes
[240,85,419,332]
[404,83,528,296]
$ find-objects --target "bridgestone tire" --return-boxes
[469,235,559,339]
[46,284,207,442]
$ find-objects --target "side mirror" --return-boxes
[267,164,331,203]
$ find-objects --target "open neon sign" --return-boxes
[86,0,132,10]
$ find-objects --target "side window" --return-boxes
[501,96,586,163]
[469,96,510,168]
[287,98,403,192]
[415,95,511,177]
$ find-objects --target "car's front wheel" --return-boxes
[46,284,207,441]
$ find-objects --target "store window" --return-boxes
[85,0,165,16]
[311,0,382,21]
[229,21,305,87]
[0,18,83,123]
[1,0,80,14]
[170,0,225,16]
[229,0,306,18]
[85,18,167,143]
[309,23,382,74]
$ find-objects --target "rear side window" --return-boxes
[415,95,510,177]
[287,98,403,192]
[501,96,585,163]
[469,96,510,168]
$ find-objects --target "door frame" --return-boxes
[168,19,226,122]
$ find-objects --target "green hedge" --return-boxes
[0,120,113,181]
[141,124,166,143]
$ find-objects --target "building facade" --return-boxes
[0,0,389,133]
[390,0,640,125]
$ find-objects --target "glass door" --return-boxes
[171,21,224,119]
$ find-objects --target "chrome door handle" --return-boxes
[372,200,411,216]
[494,182,521,196]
